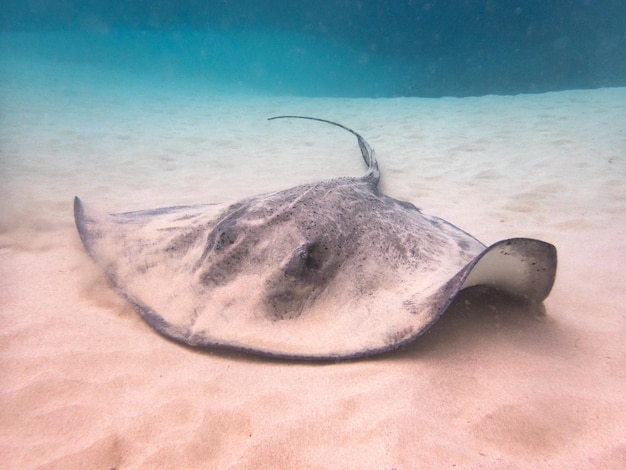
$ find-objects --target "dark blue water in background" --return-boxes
[2,1,625,98]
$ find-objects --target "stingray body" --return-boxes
[74,116,557,359]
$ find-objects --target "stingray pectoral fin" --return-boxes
[74,196,104,259]
[461,238,558,302]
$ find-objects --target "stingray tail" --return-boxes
[268,115,380,186]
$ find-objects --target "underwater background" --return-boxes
[2,2,626,468]
[2,0,625,98]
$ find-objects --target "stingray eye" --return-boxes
[284,245,308,277]
[283,242,321,278]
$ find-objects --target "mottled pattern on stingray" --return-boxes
[74,116,557,359]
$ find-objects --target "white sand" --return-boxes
[1,56,625,467]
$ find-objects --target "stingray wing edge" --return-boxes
[461,237,558,303]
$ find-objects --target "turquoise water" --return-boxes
[0,30,405,97]
[2,1,625,98]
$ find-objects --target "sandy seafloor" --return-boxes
[1,55,626,468]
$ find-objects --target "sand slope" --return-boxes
[1,58,625,467]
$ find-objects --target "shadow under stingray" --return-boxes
[386,286,560,362]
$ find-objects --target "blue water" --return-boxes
[1,1,625,97]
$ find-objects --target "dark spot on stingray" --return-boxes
[164,227,205,254]
[214,228,239,251]
[456,239,473,251]
[198,240,253,287]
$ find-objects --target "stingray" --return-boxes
[74,116,557,360]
